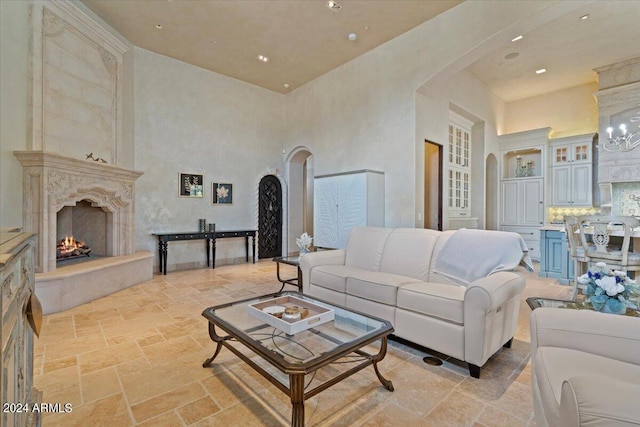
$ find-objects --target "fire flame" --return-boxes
[57,235,89,258]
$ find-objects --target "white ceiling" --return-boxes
[81,0,640,101]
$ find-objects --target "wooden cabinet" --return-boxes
[448,114,473,218]
[539,229,573,285]
[1,230,38,427]
[551,164,592,206]
[501,178,544,227]
[314,170,384,249]
[498,128,549,262]
[549,134,594,206]
[500,178,544,261]
[551,139,591,166]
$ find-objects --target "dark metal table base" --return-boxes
[202,322,393,427]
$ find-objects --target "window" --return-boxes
[448,113,472,217]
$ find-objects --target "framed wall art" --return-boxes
[179,173,204,198]
[212,183,233,204]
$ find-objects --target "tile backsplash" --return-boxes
[547,206,601,224]
[612,182,640,216]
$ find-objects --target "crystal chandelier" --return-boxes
[600,112,640,152]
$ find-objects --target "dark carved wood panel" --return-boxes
[258,175,282,258]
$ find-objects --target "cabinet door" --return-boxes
[501,181,519,225]
[572,164,592,206]
[552,166,571,205]
[552,145,570,165]
[522,179,544,226]
[313,176,339,248]
[572,142,591,164]
[336,173,367,248]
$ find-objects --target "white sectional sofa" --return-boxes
[299,226,530,378]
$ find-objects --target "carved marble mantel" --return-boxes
[13,151,143,273]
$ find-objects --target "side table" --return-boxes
[273,256,302,292]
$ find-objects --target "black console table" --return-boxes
[152,230,256,275]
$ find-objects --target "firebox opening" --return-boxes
[56,200,109,264]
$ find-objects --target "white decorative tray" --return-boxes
[247,295,334,335]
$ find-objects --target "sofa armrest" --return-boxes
[530,308,640,366]
[299,249,346,294]
[560,375,640,426]
[464,271,526,312]
[462,271,525,366]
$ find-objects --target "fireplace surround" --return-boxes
[14,151,153,313]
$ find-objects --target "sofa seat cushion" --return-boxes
[534,346,640,426]
[346,270,417,305]
[396,282,465,324]
[309,265,364,293]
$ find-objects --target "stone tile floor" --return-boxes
[34,261,571,426]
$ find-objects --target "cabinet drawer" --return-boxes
[501,226,540,261]
[500,226,539,239]
[2,259,20,315]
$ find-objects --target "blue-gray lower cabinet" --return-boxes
[539,229,572,284]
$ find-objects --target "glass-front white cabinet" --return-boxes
[448,113,473,218]
[549,134,594,206]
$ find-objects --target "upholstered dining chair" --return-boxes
[562,216,589,300]
[577,215,640,275]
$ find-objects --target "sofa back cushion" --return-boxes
[345,227,393,271]
[379,228,440,281]
[427,230,460,284]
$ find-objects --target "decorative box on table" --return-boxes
[247,295,334,335]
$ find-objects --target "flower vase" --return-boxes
[601,303,627,315]
[299,247,309,255]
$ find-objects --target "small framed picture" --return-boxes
[179,173,204,198]
[212,183,233,204]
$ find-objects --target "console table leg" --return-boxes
[251,236,256,263]
[212,238,217,269]
[158,241,168,275]
[206,239,211,268]
[290,374,305,427]
[245,236,249,262]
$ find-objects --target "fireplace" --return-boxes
[56,201,106,262]
[14,151,153,314]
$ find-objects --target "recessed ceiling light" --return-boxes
[511,35,523,42]
[325,1,341,12]
[536,68,547,74]
[348,33,357,41]
[155,24,162,29]
[257,55,270,63]
[283,83,290,89]
[580,14,590,20]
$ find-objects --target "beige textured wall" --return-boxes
[133,48,285,269]
[504,83,599,138]
[284,0,558,227]
[0,0,30,226]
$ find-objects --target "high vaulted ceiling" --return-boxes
[81,0,462,94]
[81,0,640,100]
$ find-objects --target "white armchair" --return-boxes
[530,307,640,426]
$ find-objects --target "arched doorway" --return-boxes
[258,175,282,258]
[286,148,314,255]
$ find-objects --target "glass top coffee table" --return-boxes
[526,297,640,317]
[202,291,394,427]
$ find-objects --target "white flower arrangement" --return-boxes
[296,233,313,254]
[577,262,639,313]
